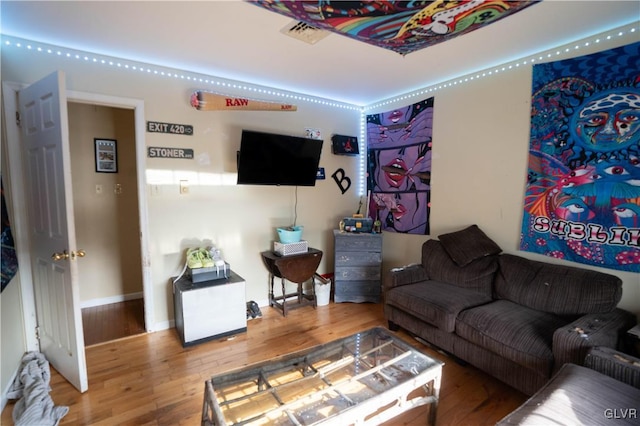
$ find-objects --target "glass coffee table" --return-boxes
[202,327,443,425]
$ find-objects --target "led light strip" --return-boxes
[2,23,636,110]
[359,110,367,196]
[0,35,358,111]
[1,33,368,193]
[366,23,639,110]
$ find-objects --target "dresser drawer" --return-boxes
[335,251,382,267]
[334,233,382,252]
[334,281,381,303]
[335,265,381,281]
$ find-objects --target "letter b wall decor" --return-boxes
[332,168,351,194]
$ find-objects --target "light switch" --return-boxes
[95,184,103,195]
[180,180,189,194]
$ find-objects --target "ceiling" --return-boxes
[1,1,639,106]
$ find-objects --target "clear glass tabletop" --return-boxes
[203,327,443,425]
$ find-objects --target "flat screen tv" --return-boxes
[237,130,323,186]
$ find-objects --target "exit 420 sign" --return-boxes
[147,121,193,135]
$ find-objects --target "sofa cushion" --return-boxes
[495,254,622,315]
[422,239,498,297]
[385,281,492,333]
[456,300,567,374]
[438,224,502,267]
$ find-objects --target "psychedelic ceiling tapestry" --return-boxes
[250,0,538,55]
[367,98,433,234]
[520,41,640,273]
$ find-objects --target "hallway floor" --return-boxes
[81,298,145,346]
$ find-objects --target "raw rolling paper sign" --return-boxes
[520,41,640,272]
[190,91,297,112]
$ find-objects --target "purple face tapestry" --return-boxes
[367,98,434,234]
[520,41,640,273]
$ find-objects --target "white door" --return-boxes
[19,71,88,392]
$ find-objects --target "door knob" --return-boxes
[52,250,86,261]
[52,250,69,261]
[72,250,86,259]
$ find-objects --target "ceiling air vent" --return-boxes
[280,20,329,45]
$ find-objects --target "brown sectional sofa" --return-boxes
[383,225,637,395]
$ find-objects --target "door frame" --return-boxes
[3,82,155,356]
[67,89,155,332]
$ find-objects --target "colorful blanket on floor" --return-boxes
[520,41,640,272]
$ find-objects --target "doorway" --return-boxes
[3,79,153,390]
[68,102,145,346]
[66,89,155,345]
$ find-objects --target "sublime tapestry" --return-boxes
[520,41,640,273]
[367,98,434,234]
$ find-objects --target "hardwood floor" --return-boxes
[2,303,526,425]
[82,299,146,346]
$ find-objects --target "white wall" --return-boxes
[1,42,363,328]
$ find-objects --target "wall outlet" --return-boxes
[180,180,189,194]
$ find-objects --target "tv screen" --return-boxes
[237,130,323,186]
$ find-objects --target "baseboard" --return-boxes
[154,319,174,331]
[80,292,144,309]
[82,298,267,331]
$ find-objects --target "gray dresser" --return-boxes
[333,230,382,303]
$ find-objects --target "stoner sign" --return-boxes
[148,146,194,159]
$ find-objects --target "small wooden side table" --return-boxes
[261,248,323,316]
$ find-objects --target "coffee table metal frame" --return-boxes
[201,327,443,425]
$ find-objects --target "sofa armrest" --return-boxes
[384,264,427,292]
[552,308,636,371]
[584,346,640,389]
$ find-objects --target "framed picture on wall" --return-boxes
[95,138,118,173]
[331,134,359,156]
